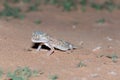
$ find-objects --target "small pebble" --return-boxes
[79,41,84,46]
[92,46,102,52]
[72,25,77,29]
[106,36,113,41]
[90,73,99,78]
[108,71,117,76]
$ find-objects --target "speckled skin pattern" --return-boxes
[32,31,76,55]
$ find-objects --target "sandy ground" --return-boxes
[0,4,120,80]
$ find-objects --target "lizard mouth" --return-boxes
[31,38,48,43]
[31,38,41,43]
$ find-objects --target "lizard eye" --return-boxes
[36,35,40,40]
[32,33,40,40]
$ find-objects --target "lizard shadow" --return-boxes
[31,43,50,50]
[31,43,76,53]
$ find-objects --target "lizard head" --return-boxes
[31,31,49,43]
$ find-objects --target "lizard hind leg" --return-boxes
[66,49,73,54]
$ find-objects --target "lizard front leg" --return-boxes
[36,43,42,51]
[44,42,54,56]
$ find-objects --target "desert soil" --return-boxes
[0,4,120,80]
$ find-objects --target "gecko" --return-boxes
[31,31,77,56]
